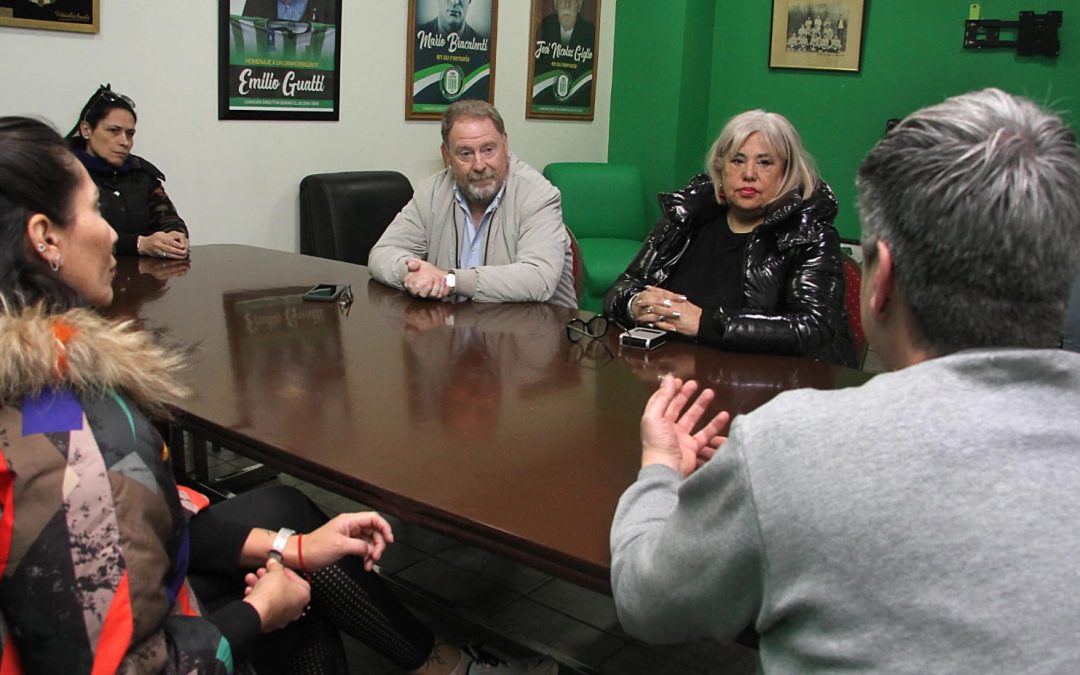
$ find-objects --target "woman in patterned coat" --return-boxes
[0,116,556,675]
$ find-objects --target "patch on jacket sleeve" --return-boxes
[21,389,83,436]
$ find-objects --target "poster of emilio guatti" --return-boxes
[406,0,498,120]
[527,0,599,120]
[218,0,342,120]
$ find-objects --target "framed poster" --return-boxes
[769,0,866,73]
[0,0,98,33]
[406,0,498,121]
[526,0,600,120]
[218,0,342,121]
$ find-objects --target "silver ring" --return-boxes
[159,251,166,258]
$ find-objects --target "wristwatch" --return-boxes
[445,272,457,291]
[268,527,295,564]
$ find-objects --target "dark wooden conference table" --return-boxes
[107,245,872,593]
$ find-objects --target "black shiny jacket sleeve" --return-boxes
[604,174,718,322]
[707,210,854,367]
[604,176,856,368]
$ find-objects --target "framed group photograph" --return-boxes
[0,0,98,33]
[769,0,866,72]
[406,0,498,120]
[526,0,600,120]
[218,0,342,121]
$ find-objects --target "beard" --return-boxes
[461,169,503,206]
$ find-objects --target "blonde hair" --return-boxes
[705,109,818,201]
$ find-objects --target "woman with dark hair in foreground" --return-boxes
[0,116,555,675]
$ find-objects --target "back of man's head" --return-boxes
[857,88,1080,354]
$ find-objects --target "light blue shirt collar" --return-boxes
[453,182,506,270]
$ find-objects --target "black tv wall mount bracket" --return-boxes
[963,5,1062,57]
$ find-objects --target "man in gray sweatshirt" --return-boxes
[610,88,1080,673]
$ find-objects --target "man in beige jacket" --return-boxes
[369,100,577,309]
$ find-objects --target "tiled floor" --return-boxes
[205,450,759,674]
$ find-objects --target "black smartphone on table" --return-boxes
[302,283,348,302]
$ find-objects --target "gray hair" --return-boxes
[857,87,1080,353]
[705,109,819,201]
[440,99,506,146]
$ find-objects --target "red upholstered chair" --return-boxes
[841,252,868,368]
[566,227,586,304]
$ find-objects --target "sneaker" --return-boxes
[463,646,558,675]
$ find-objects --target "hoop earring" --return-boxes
[50,254,62,273]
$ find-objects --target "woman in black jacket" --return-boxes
[605,110,856,368]
[67,84,190,259]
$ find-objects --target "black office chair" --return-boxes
[299,171,413,266]
[1064,274,1080,352]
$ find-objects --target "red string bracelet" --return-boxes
[297,533,307,573]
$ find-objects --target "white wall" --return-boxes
[0,1,615,252]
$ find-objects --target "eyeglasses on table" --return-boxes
[566,314,609,343]
[566,314,613,366]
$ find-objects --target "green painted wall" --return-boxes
[608,0,716,223]
[610,1,1078,238]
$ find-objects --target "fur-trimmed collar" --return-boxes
[0,303,188,415]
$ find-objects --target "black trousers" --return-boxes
[188,485,435,673]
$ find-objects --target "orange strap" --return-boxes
[0,635,24,675]
[51,319,77,375]
[91,572,133,675]
[176,485,211,515]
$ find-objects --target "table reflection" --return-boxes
[103,245,873,590]
[614,333,864,418]
[109,257,191,321]
[223,286,353,436]
[365,281,571,437]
